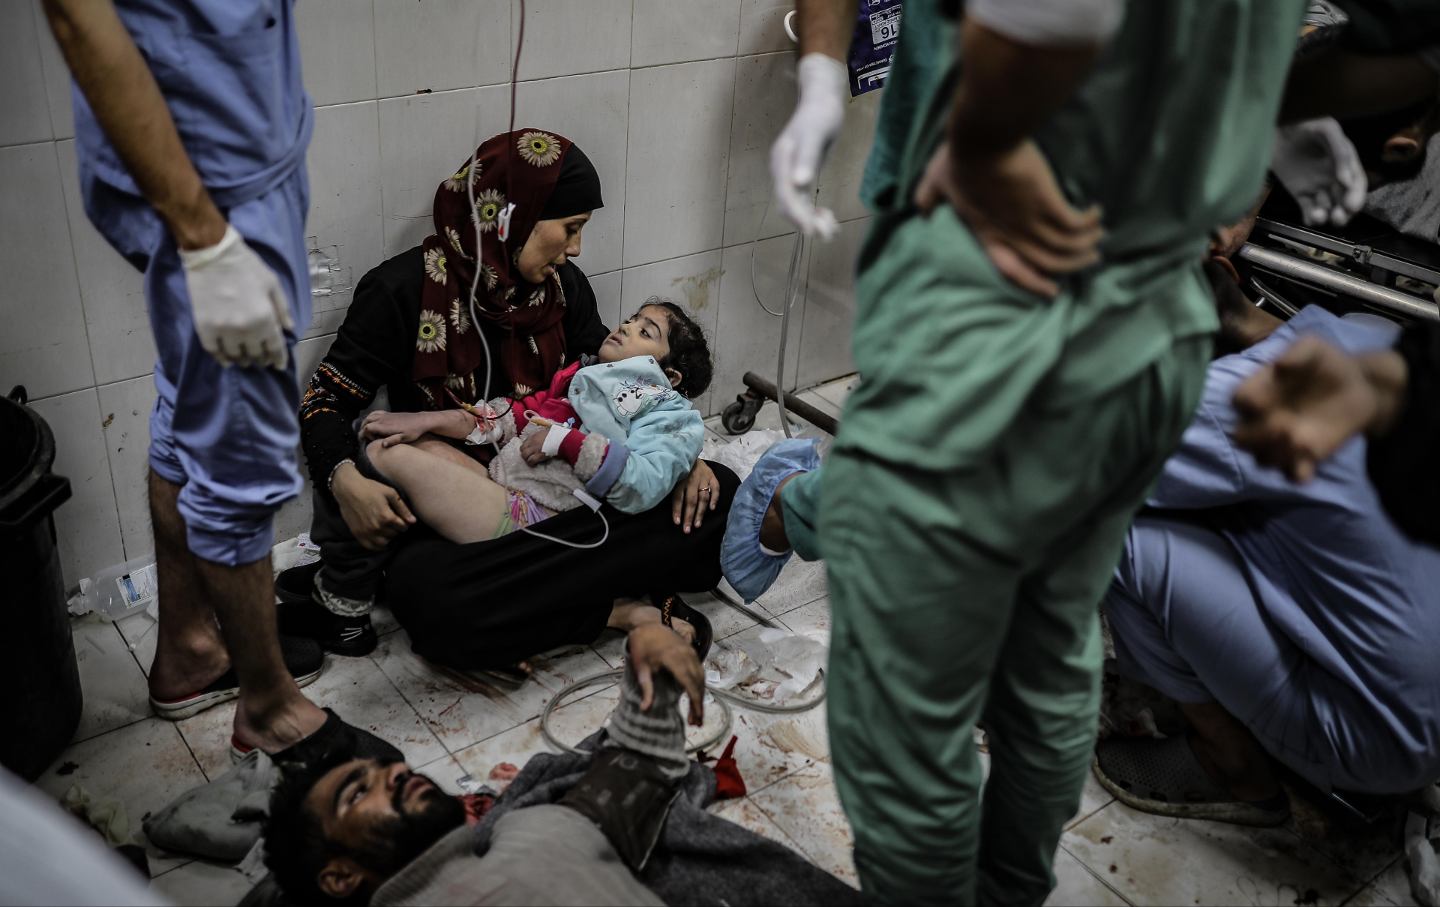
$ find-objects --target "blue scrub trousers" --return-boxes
[86,168,311,566]
[1106,513,1439,794]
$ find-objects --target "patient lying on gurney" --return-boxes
[261,624,859,906]
[1092,258,1440,825]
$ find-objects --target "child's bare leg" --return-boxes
[411,436,489,477]
[365,439,508,543]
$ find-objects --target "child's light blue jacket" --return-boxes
[568,355,704,513]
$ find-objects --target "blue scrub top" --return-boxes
[1149,305,1440,756]
[72,0,312,210]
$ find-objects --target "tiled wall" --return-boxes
[0,0,877,589]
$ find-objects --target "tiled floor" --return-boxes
[31,376,1415,905]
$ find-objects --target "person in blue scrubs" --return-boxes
[43,0,327,754]
[1096,261,1440,824]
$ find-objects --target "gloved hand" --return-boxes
[178,224,294,369]
[770,53,848,239]
[1271,118,1368,228]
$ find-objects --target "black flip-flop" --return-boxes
[1093,734,1290,827]
[656,593,713,661]
[151,634,325,721]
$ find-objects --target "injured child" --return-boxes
[261,624,858,906]
[1093,260,1440,824]
[356,300,710,542]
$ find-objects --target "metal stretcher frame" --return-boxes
[1242,217,1440,323]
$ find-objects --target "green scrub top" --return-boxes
[840,0,1308,469]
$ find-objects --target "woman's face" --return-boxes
[516,212,590,283]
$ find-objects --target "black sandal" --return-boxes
[656,593,713,660]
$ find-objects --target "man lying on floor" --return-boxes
[261,623,858,906]
[1093,259,1440,825]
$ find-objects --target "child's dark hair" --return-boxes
[639,296,712,399]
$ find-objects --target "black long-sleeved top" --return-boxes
[299,247,609,502]
[1367,322,1440,546]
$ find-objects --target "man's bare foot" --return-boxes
[608,597,696,646]
[147,631,231,702]
[233,695,328,754]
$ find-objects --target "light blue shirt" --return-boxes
[1149,306,1440,765]
[73,0,312,210]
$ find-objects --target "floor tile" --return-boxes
[812,375,858,411]
[149,858,254,906]
[750,762,858,888]
[414,752,469,797]
[797,389,842,419]
[71,615,151,743]
[755,557,828,617]
[1068,769,1116,830]
[176,653,446,781]
[726,697,829,796]
[1064,802,1367,906]
[1048,847,1132,906]
[373,631,610,754]
[1343,856,1408,906]
[115,611,158,677]
[450,684,620,786]
[35,718,208,876]
[693,587,776,641]
[776,596,831,645]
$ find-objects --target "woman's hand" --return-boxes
[360,410,441,447]
[672,460,719,534]
[332,463,416,551]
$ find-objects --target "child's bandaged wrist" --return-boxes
[541,424,572,457]
[465,406,502,446]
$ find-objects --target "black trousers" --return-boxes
[316,461,740,669]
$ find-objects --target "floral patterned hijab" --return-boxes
[412,129,592,406]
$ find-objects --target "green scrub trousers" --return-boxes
[776,0,1308,902]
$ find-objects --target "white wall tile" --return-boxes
[724,52,798,247]
[796,217,865,387]
[712,235,807,415]
[512,0,631,80]
[30,388,125,587]
[815,88,883,226]
[55,141,155,386]
[515,71,629,276]
[97,376,156,563]
[373,0,512,97]
[0,2,54,146]
[0,143,93,400]
[305,102,384,337]
[588,269,623,330]
[35,15,74,141]
[296,0,379,105]
[619,249,722,411]
[274,334,337,541]
[377,85,512,258]
[631,0,741,67]
[738,0,795,55]
[624,59,735,268]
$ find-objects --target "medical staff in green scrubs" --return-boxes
[761,0,1310,902]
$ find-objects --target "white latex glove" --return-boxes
[1271,118,1368,228]
[178,224,294,369]
[770,53,848,239]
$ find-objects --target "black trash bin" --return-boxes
[0,385,81,781]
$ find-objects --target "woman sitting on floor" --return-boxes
[279,129,733,669]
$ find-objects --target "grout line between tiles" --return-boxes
[1058,843,1138,907]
